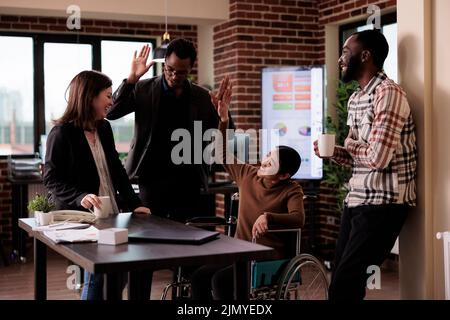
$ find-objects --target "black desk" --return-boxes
[8,176,43,262]
[19,213,274,300]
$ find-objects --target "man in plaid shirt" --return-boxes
[314,30,417,300]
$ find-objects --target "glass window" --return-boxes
[44,42,92,134]
[0,36,34,155]
[382,23,398,82]
[101,40,154,153]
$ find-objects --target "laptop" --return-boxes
[128,226,220,245]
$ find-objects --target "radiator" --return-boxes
[437,231,450,300]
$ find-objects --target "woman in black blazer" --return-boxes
[44,70,150,300]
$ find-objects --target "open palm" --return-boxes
[129,44,154,82]
[210,75,232,122]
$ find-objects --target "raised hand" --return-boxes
[210,75,232,122]
[127,44,155,84]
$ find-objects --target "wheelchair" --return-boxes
[160,193,329,300]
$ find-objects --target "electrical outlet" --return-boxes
[326,216,336,225]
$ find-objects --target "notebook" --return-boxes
[128,226,220,245]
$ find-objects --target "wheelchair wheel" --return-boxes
[275,254,329,300]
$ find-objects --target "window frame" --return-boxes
[0,31,156,158]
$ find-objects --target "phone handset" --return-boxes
[51,210,96,223]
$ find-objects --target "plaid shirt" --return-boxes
[333,72,417,207]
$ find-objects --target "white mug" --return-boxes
[91,196,112,219]
[318,134,336,158]
[36,211,53,226]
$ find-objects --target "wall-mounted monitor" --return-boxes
[261,66,324,180]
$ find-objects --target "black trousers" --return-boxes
[328,204,409,300]
[190,264,234,300]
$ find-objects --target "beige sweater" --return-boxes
[219,121,305,259]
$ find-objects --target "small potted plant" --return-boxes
[28,194,55,225]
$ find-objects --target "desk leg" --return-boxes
[105,273,122,301]
[34,238,47,300]
[234,262,249,300]
[128,271,140,300]
[18,185,28,262]
[128,270,152,300]
[11,184,28,262]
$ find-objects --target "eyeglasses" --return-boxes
[164,63,190,77]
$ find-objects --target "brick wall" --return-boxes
[0,15,198,246]
[213,0,397,258]
[318,0,397,24]
[0,15,197,43]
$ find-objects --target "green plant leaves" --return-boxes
[27,194,55,213]
[323,80,358,211]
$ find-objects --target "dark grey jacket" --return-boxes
[107,75,233,187]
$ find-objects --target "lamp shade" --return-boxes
[153,32,170,63]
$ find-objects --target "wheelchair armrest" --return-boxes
[267,227,301,234]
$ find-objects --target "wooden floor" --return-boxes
[0,250,173,300]
[0,250,399,300]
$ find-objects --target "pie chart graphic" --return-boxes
[298,126,311,136]
[274,122,288,136]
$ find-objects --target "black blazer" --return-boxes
[43,120,142,211]
[107,75,234,186]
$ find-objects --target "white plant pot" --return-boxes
[35,211,53,226]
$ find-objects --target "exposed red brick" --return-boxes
[119,28,136,35]
[39,17,57,24]
[30,24,48,31]
[254,5,270,11]
[1,15,19,22]
[127,22,144,29]
[102,28,120,34]
[20,16,38,23]
[11,23,29,30]
[85,27,102,33]
[271,6,288,14]
[49,25,67,32]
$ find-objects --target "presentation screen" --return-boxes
[261,66,324,180]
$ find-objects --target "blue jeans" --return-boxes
[81,271,104,300]
[80,270,153,300]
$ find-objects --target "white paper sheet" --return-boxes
[33,222,90,231]
[43,226,99,243]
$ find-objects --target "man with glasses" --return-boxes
[314,30,417,300]
[108,38,233,223]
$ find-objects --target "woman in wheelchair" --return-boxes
[190,76,305,300]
